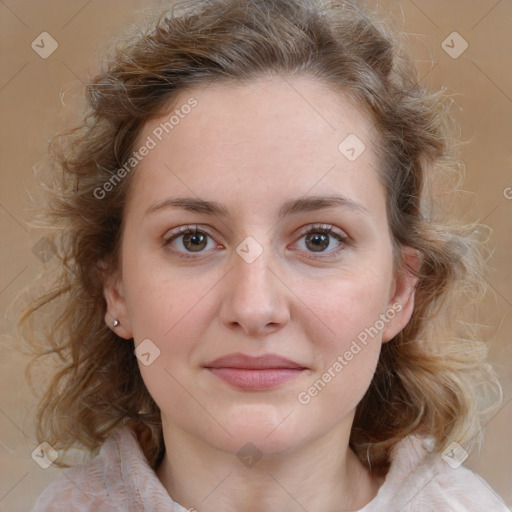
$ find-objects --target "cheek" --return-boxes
[125,269,215,417]
[122,259,223,407]
[293,269,392,407]
[299,269,391,351]
[122,245,214,342]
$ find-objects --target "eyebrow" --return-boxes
[144,195,369,219]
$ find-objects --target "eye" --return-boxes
[163,225,219,256]
[163,223,349,260]
[293,224,349,256]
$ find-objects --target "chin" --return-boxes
[214,406,314,457]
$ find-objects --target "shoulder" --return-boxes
[30,427,171,511]
[362,436,509,512]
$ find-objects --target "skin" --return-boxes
[103,75,418,512]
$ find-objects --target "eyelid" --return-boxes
[294,223,349,242]
[162,224,217,243]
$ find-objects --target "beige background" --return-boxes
[0,1,511,510]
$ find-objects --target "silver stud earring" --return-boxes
[112,319,120,327]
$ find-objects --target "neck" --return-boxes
[156,419,382,512]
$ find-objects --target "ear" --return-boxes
[382,246,420,343]
[102,266,134,340]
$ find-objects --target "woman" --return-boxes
[22,0,508,510]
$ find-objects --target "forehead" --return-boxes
[128,76,384,216]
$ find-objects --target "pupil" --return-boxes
[184,232,207,252]
[306,233,329,252]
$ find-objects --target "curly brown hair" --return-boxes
[19,0,500,473]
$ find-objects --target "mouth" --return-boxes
[203,353,308,391]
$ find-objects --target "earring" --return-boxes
[112,319,120,327]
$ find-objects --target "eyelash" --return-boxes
[163,224,350,260]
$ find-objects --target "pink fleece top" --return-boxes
[31,427,508,511]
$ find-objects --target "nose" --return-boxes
[219,242,290,337]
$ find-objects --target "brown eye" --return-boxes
[164,226,218,256]
[305,232,330,252]
[293,224,349,258]
[182,232,208,252]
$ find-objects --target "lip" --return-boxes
[204,352,306,370]
[203,353,308,391]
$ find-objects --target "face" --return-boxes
[104,76,417,457]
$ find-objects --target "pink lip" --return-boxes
[204,353,305,370]
[203,353,308,391]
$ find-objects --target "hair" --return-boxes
[19,0,501,473]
